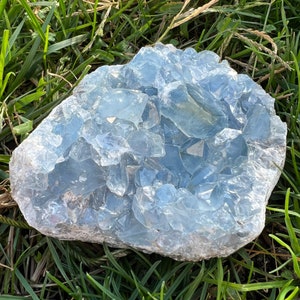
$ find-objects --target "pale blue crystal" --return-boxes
[97,89,148,126]
[160,82,227,139]
[10,43,287,261]
[106,163,129,197]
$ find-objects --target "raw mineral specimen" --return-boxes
[9,43,287,261]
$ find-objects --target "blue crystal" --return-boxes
[9,43,287,261]
[160,82,227,139]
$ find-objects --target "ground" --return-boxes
[0,0,299,299]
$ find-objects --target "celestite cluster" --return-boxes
[9,44,287,261]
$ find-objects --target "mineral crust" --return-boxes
[9,43,287,261]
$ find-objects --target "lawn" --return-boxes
[0,0,300,299]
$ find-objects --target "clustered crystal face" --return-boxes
[9,44,287,261]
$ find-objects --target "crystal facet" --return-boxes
[9,44,287,261]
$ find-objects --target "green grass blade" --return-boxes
[107,0,136,22]
[43,24,50,66]
[14,268,39,300]
[290,51,300,131]
[46,237,76,291]
[79,263,90,296]
[181,261,205,299]
[1,71,15,100]
[7,2,56,95]
[18,0,46,43]
[0,0,8,18]
[269,234,300,278]
[159,281,165,300]
[284,188,300,254]
[290,142,300,187]
[86,273,119,300]
[284,286,299,300]
[7,36,41,96]
[0,29,10,95]
[0,154,10,163]
[208,279,290,292]
[277,280,299,300]
[0,296,32,299]
[130,270,146,299]
[14,90,46,111]
[217,258,224,300]
[8,19,25,54]
[164,263,194,299]
[102,243,133,283]
[47,34,88,55]
[46,271,73,295]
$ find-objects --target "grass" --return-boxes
[0,0,299,298]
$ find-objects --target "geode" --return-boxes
[9,43,287,261]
